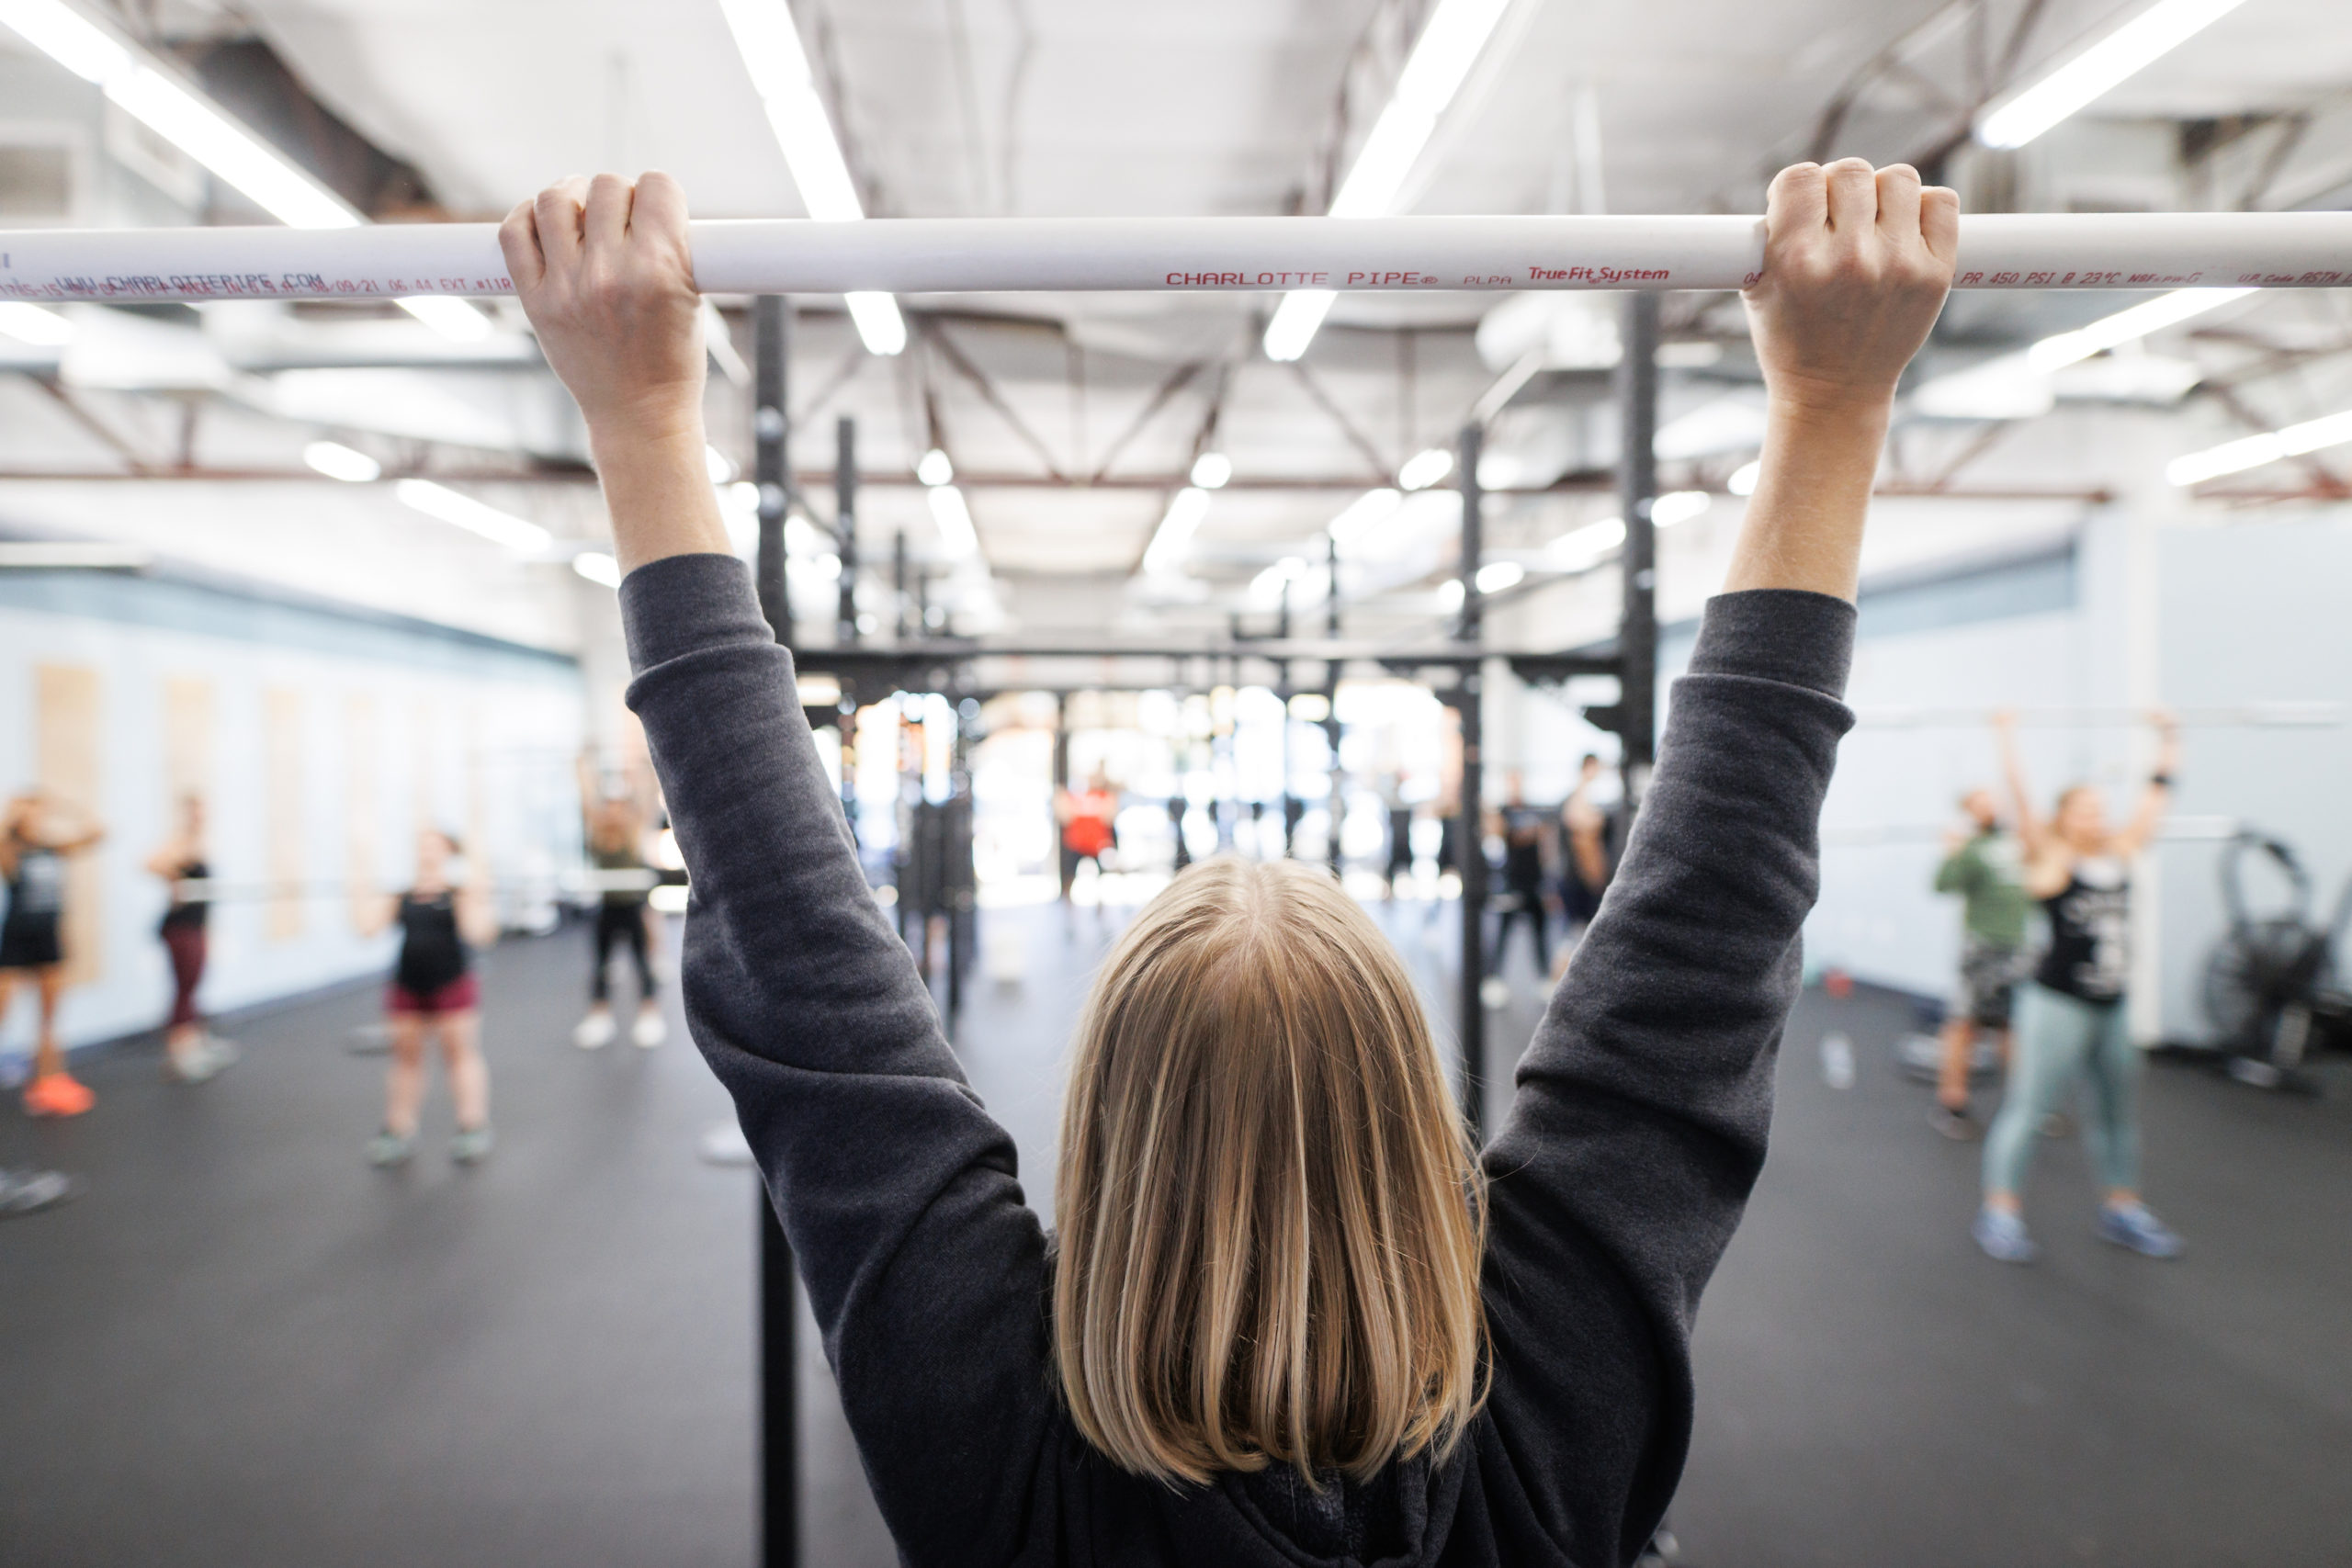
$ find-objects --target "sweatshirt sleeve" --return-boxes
[1473,589,1854,1565]
[621,553,1055,1567]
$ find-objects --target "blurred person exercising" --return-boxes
[2,790,107,1117]
[147,793,237,1083]
[1928,787,2027,1139]
[359,829,498,1167]
[503,155,1949,1568]
[1056,767,1118,900]
[574,750,665,1049]
[1486,770,1553,990]
[1973,711,2184,1264]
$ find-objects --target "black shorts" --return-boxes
[0,915,62,971]
[1958,938,2026,1029]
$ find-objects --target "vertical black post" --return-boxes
[1617,294,1660,808]
[892,530,910,640]
[752,298,792,647]
[758,1193,798,1568]
[1455,682,1485,1142]
[1454,422,1486,1141]
[751,294,799,1568]
[835,417,859,643]
[1456,423,1484,643]
[1324,530,1343,877]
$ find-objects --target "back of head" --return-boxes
[1053,857,1485,1486]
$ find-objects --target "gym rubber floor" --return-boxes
[3,904,2347,1567]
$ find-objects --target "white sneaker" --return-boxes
[632,1010,667,1049]
[573,1011,616,1050]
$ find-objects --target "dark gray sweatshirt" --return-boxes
[622,554,1854,1568]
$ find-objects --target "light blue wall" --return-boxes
[2152,516,2352,1043]
[0,568,584,1055]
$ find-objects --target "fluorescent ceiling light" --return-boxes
[1142,486,1212,575]
[0,1,492,342]
[395,295,494,344]
[1727,459,1761,497]
[1548,516,1625,570]
[1328,487,1403,547]
[572,550,622,588]
[1189,451,1232,490]
[394,478,551,553]
[1262,290,1335,364]
[1653,490,1712,527]
[1435,578,1465,613]
[1977,0,2249,149]
[1251,555,1310,605]
[0,300,74,346]
[716,0,906,355]
[302,439,380,481]
[1474,559,1523,592]
[704,445,735,484]
[1262,0,1512,359]
[2167,406,2352,487]
[1911,354,2056,422]
[2027,287,2254,373]
[926,483,980,558]
[1398,447,1454,491]
[917,447,955,487]
[0,0,126,80]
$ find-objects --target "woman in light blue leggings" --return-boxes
[1974,711,2185,1265]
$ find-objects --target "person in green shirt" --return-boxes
[1930,787,2030,1138]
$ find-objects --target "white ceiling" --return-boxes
[2,0,2349,650]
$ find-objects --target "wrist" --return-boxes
[588,409,707,466]
[1765,385,1896,434]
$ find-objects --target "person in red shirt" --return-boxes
[1056,768,1119,902]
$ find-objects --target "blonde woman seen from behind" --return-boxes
[503,157,1951,1564]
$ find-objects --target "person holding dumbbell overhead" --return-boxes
[503,156,1951,1566]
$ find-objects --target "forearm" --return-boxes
[1721,395,1890,601]
[592,423,733,574]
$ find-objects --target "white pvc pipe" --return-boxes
[2,212,2347,303]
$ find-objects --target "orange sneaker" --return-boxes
[23,1072,95,1118]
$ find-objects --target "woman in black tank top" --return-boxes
[1973,712,2184,1266]
[358,829,498,1168]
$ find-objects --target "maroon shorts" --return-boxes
[386,974,480,1016]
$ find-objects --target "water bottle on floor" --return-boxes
[1819,1031,1855,1089]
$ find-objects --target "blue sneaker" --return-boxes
[2097,1202,2183,1258]
[1973,1206,2038,1263]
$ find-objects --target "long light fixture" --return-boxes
[572,550,622,588]
[1261,0,1514,361]
[716,0,906,355]
[302,439,380,481]
[1398,447,1454,491]
[1142,486,1212,575]
[394,479,551,553]
[926,482,980,558]
[1327,487,1403,546]
[2026,286,2254,372]
[1977,0,2250,150]
[2167,406,2352,487]
[0,300,75,346]
[0,0,492,342]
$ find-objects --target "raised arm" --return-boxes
[1474,160,1954,1562]
[1992,712,2050,859]
[2111,710,2179,857]
[503,174,1056,1562]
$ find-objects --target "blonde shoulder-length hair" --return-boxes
[1053,856,1487,1485]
